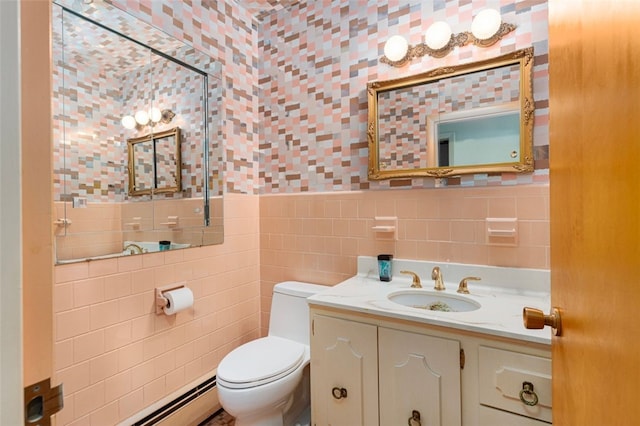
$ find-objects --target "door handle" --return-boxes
[523,307,562,336]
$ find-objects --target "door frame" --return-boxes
[0,0,24,424]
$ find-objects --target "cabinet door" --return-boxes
[311,315,378,426]
[378,327,461,426]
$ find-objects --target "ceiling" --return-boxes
[232,0,301,20]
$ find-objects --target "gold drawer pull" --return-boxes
[408,409,421,426]
[519,381,539,406]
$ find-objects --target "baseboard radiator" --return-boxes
[131,375,220,426]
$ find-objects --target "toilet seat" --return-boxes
[217,336,306,389]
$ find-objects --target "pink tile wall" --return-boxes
[259,185,549,335]
[53,193,260,425]
[54,202,123,261]
[55,197,223,262]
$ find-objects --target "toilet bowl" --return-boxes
[216,281,326,426]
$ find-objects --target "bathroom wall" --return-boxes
[53,193,259,425]
[259,185,549,333]
[52,0,262,423]
[50,0,550,422]
[258,0,549,192]
[257,0,550,333]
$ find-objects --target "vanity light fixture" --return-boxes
[470,8,516,47]
[380,8,516,67]
[121,107,175,130]
[121,115,136,130]
[134,110,150,126]
[383,35,409,63]
[424,21,452,51]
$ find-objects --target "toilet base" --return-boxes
[233,389,292,426]
[283,365,310,426]
[234,409,285,426]
[218,364,311,426]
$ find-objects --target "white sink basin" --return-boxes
[387,290,481,312]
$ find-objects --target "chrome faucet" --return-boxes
[431,266,445,291]
[124,243,145,255]
[400,270,422,288]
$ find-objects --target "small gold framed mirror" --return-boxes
[127,127,182,195]
[367,47,534,179]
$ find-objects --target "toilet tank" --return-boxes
[268,281,327,344]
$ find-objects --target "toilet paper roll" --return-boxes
[163,287,194,315]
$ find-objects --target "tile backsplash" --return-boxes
[259,184,549,334]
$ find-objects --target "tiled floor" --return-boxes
[199,410,235,426]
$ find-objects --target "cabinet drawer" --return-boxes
[479,405,551,425]
[478,346,552,423]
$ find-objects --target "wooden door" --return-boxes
[549,0,640,423]
[378,328,461,426]
[310,314,378,426]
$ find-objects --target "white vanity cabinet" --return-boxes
[311,313,462,426]
[310,307,551,426]
[310,314,379,426]
[378,327,462,426]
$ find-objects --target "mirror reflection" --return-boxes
[368,47,534,179]
[128,127,181,196]
[52,0,224,264]
[435,105,520,167]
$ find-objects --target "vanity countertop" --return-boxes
[307,257,552,345]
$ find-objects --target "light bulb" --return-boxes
[149,107,162,123]
[134,110,149,126]
[425,21,452,50]
[121,115,136,129]
[471,9,502,40]
[383,35,409,62]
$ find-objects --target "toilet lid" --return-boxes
[217,336,306,389]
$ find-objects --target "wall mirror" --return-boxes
[128,127,181,196]
[367,47,534,179]
[52,0,224,263]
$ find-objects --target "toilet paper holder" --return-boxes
[155,283,187,314]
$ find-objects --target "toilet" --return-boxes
[216,281,327,426]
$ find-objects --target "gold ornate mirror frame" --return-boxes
[367,47,534,179]
[127,127,182,196]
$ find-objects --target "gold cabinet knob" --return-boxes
[523,307,562,336]
[331,387,347,399]
[408,410,421,426]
